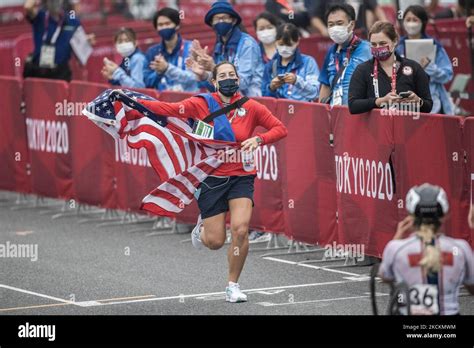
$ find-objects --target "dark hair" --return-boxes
[253,11,281,29]
[403,5,428,34]
[152,7,180,30]
[276,23,300,46]
[114,27,136,43]
[368,21,398,42]
[325,3,356,24]
[212,61,239,80]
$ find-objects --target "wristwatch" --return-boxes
[256,136,263,146]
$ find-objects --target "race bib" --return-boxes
[409,284,440,315]
[192,120,214,139]
[39,45,56,68]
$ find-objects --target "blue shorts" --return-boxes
[196,175,256,219]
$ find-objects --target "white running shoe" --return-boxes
[191,215,204,250]
[225,283,248,303]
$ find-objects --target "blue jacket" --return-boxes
[30,9,81,65]
[110,48,146,88]
[143,35,198,92]
[262,48,320,102]
[203,28,263,97]
[397,34,454,115]
[319,38,372,106]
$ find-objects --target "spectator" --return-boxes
[348,21,432,114]
[143,7,198,92]
[306,0,387,36]
[397,5,454,115]
[101,28,146,88]
[254,12,282,64]
[318,3,372,106]
[262,23,320,101]
[435,0,474,19]
[265,0,311,30]
[23,0,82,81]
[187,1,264,97]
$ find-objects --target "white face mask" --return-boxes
[257,28,277,45]
[328,24,353,45]
[116,42,136,57]
[403,21,422,36]
[276,44,296,58]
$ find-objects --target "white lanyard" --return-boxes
[42,12,63,45]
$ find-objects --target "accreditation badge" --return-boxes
[192,119,214,139]
[39,44,56,68]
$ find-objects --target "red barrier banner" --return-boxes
[332,107,398,257]
[68,81,117,209]
[0,76,30,193]
[463,118,474,245]
[279,102,336,245]
[23,78,73,199]
[251,97,284,233]
[393,114,470,244]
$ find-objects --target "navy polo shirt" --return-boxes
[30,9,81,66]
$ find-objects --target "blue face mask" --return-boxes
[158,27,176,41]
[214,22,234,37]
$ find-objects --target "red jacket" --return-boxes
[137,92,288,176]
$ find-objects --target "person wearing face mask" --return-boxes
[123,61,288,303]
[187,1,264,97]
[348,21,432,115]
[318,4,372,106]
[101,28,146,88]
[254,12,282,64]
[143,7,198,92]
[262,23,320,101]
[23,0,82,81]
[396,5,454,115]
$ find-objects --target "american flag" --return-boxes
[82,89,238,217]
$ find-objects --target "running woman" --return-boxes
[379,183,474,315]
[125,61,287,302]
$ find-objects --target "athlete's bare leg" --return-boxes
[201,212,226,250]
[227,198,252,283]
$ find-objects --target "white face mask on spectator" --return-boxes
[257,28,277,44]
[404,21,422,36]
[116,42,136,57]
[328,24,353,45]
[276,44,296,58]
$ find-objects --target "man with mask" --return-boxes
[23,0,83,81]
[186,1,264,97]
[143,7,198,92]
[318,3,372,106]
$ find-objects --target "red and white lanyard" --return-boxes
[373,59,397,98]
[335,35,359,73]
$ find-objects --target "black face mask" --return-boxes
[217,78,239,97]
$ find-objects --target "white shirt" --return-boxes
[380,233,474,315]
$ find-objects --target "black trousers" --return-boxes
[23,55,72,82]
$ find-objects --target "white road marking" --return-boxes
[263,256,364,277]
[256,292,389,307]
[0,284,78,306]
[89,279,365,307]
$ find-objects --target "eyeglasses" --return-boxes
[212,14,233,25]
